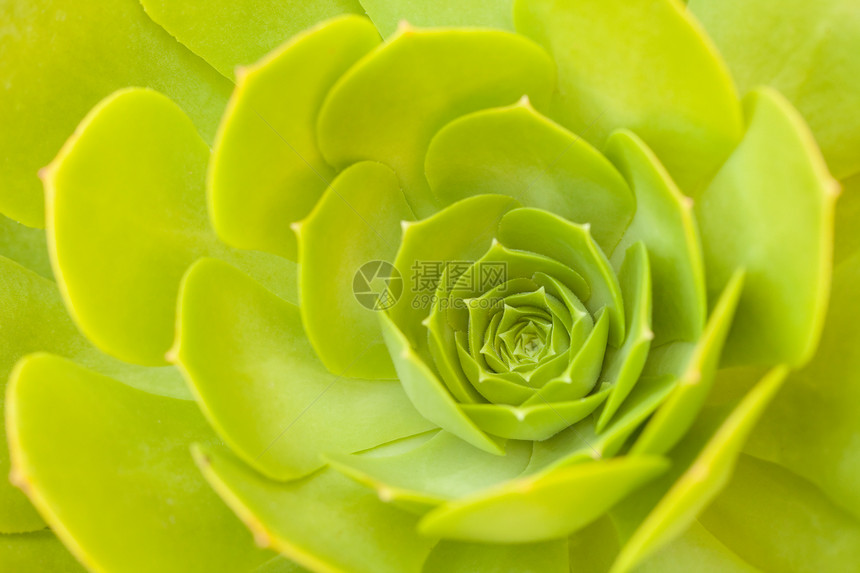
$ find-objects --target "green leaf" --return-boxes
[297,162,413,379]
[193,444,436,573]
[43,88,297,365]
[360,0,515,38]
[834,173,860,265]
[378,312,505,455]
[514,0,743,193]
[317,27,554,216]
[699,455,860,572]
[0,215,51,280]
[425,101,634,251]
[173,258,433,481]
[209,15,380,260]
[325,431,531,513]
[139,0,364,78]
[597,242,653,431]
[419,456,669,543]
[610,367,788,573]
[0,256,187,533]
[6,353,275,573]
[605,130,706,345]
[743,247,860,519]
[0,530,85,572]
[695,88,838,368]
[633,520,759,573]
[423,539,568,573]
[0,0,231,227]
[497,208,625,347]
[689,0,860,179]
[631,271,744,456]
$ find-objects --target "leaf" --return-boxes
[360,0,515,38]
[209,15,380,260]
[139,0,364,77]
[6,353,275,573]
[610,367,788,573]
[173,258,434,481]
[605,130,706,345]
[296,162,413,379]
[695,88,838,368]
[699,455,860,572]
[423,539,568,573]
[425,101,634,251]
[514,0,743,193]
[43,88,297,365]
[0,215,51,280]
[834,172,860,265]
[689,0,860,179]
[419,456,669,543]
[633,520,759,573]
[317,26,554,216]
[193,444,436,573]
[0,0,232,227]
[0,530,85,572]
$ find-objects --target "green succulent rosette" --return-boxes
[1,0,859,572]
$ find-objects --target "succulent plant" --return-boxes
[1,0,859,572]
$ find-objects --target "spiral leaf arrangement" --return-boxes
[1,1,858,572]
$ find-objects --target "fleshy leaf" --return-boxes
[0,0,231,227]
[497,208,625,346]
[173,258,434,481]
[43,88,297,365]
[631,271,744,456]
[633,520,758,573]
[193,444,436,573]
[0,256,187,533]
[425,101,633,251]
[209,15,380,260]
[0,530,85,572]
[139,0,365,77]
[325,431,531,513]
[378,312,504,455]
[423,539,568,573]
[419,456,669,543]
[297,162,413,379]
[317,26,554,215]
[605,130,706,345]
[360,0,515,38]
[689,0,860,179]
[6,353,274,573]
[610,367,788,573]
[0,215,51,280]
[695,88,837,368]
[699,455,860,571]
[514,0,743,193]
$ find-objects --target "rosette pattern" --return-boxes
[1,1,859,572]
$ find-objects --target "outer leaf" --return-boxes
[419,456,669,543]
[689,0,860,179]
[359,0,515,38]
[610,367,788,573]
[695,88,838,368]
[700,455,860,572]
[514,0,743,193]
[193,444,436,573]
[43,88,296,365]
[0,256,186,534]
[173,258,433,481]
[209,15,380,260]
[425,101,633,251]
[634,521,759,573]
[605,130,706,345]
[139,0,364,77]
[6,354,274,573]
[317,27,554,215]
[297,162,413,379]
[0,215,51,280]
[0,0,231,227]
[422,539,568,573]
[0,530,85,572]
